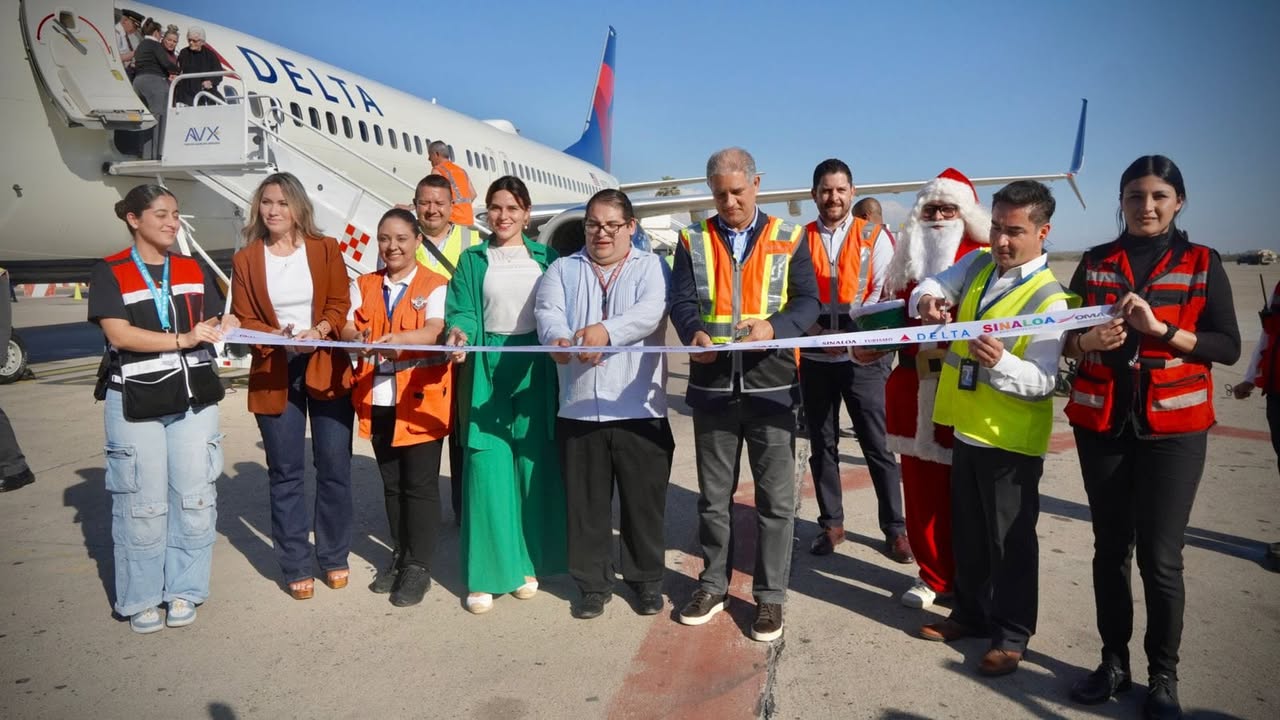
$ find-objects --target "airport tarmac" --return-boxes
[0,260,1277,720]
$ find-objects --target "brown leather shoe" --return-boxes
[977,648,1023,676]
[918,618,981,643]
[887,534,915,564]
[809,526,845,556]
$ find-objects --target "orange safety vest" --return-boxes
[1065,238,1215,435]
[351,268,452,446]
[805,218,883,325]
[434,161,476,226]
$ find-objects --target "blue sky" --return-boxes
[149,0,1279,252]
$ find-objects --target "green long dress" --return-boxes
[445,237,567,594]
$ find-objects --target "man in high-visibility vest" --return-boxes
[669,147,819,642]
[413,174,484,280]
[910,180,1076,677]
[411,173,483,525]
[428,141,477,226]
[798,159,910,565]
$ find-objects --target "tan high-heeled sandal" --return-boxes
[288,578,314,600]
[323,569,349,590]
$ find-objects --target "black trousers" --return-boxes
[370,406,443,570]
[1075,427,1205,678]
[799,356,904,537]
[949,441,1042,652]
[558,417,674,595]
[447,364,464,520]
[0,407,30,481]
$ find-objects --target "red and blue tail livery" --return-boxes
[565,26,616,174]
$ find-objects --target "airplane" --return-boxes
[1,0,1086,383]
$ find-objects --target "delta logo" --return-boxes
[981,316,1057,334]
[901,328,972,342]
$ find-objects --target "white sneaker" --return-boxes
[129,607,164,634]
[900,579,938,609]
[465,593,494,614]
[166,599,197,627]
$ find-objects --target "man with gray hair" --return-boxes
[428,141,476,226]
[670,147,819,642]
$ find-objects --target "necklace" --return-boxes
[487,244,527,264]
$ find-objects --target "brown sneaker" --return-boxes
[750,602,784,642]
[887,534,915,564]
[809,526,845,556]
[677,589,727,626]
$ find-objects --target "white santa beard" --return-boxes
[901,219,965,282]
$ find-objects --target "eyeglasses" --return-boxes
[921,204,960,219]
[584,220,629,237]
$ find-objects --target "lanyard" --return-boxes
[130,247,171,331]
[589,252,629,320]
[976,263,1047,319]
[382,283,404,320]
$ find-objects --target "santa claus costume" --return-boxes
[882,168,991,608]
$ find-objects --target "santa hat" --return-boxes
[884,168,991,293]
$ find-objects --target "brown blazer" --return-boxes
[231,235,350,414]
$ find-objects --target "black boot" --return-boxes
[1144,673,1181,720]
[1070,662,1131,704]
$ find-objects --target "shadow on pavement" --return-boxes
[65,468,114,613]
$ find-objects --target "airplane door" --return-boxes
[19,0,154,129]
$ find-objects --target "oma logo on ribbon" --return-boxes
[184,126,222,145]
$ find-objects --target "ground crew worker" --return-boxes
[341,208,452,608]
[669,147,819,643]
[428,141,477,227]
[799,159,909,563]
[911,180,1075,678]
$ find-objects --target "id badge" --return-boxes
[958,358,978,391]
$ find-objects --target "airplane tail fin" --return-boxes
[564,26,616,173]
[1067,98,1088,208]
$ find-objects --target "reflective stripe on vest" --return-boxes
[416,225,483,278]
[804,219,881,325]
[1065,239,1215,435]
[681,217,799,344]
[933,254,1077,456]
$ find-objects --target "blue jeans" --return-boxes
[254,354,354,583]
[103,390,222,617]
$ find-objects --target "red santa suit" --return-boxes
[882,168,990,595]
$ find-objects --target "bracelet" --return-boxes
[1074,332,1087,355]
[175,332,182,350]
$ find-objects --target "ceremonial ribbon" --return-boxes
[224,305,1115,355]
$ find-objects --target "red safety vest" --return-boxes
[1065,239,1215,435]
[351,268,452,446]
[1256,280,1280,394]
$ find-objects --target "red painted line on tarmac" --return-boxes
[1048,431,1076,455]
[1211,424,1272,443]
[610,494,769,719]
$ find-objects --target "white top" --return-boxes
[806,214,896,363]
[264,245,314,335]
[483,245,542,334]
[1245,328,1268,384]
[347,266,447,407]
[908,251,1068,453]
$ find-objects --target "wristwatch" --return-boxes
[1160,322,1179,342]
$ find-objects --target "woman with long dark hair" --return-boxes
[231,172,354,601]
[445,176,566,614]
[1063,155,1240,718]
[89,184,236,632]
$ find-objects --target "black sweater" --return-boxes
[132,37,179,79]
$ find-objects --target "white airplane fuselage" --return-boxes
[1,1,617,281]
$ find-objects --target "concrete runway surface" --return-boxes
[0,260,1276,719]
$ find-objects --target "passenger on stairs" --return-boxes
[130,19,180,160]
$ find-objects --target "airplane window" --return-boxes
[289,102,303,127]
[503,160,509,174]
[374,125,383,146]
[447,144,454,160]
[414,136,422,155]
[402,132,410,153]
[308,107,320,130]
[358,120,369,143]
[489,156,496,171]
[482,155,489,171]
[326,111,337,135]
[466,150,473,167]
[247,92,264,120]
[387,127,396,149]
[342,116,353,139]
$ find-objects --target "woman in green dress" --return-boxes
[445,175,566,613]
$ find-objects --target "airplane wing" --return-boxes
[616,98,1090,219]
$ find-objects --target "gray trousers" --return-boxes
[132,74,169,160]
[692,402,796,604]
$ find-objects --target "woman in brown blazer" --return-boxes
[231,172,354,600]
